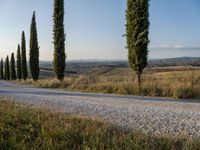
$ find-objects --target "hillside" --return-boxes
[148,57,200,67]
[38,57,200,78]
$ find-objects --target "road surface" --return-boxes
[0,81,200,138]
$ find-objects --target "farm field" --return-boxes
[16,58,200,100]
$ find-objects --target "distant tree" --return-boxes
[0,59,3,79]
[17,44,22,80]
[30,11,40,81]
[53,0,66,81]
[0,59,2,80]
[10,53,17,80]
[4,58,7,80]
[126,0,150,86]
[21,31,28,80]
[5,56,10,80]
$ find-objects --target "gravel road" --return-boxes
[0,81,200,138]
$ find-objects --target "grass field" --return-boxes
[0,100,200,150]
[15,70,200,99]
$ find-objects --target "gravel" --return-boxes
[0,81,200,138]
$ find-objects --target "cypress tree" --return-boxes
[5,56,10,80]
[0,59,1,80]
[10,53,17,80]
[4,58,7,80]
[126,0,150,86]
[17,44,22,80]
[21,31,28,80]
[30,11,40,81]
[53,0,66,81]
[0,59,3,79]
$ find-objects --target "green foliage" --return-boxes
[17,44,22,80]
[0,100,200,150]
[53,0,66,81]
[0,59,3,79]
[21,31,28,80]
[10,53,17,80]
[30,11,40,81]
[4,56,10,80]
[126,0,150,85]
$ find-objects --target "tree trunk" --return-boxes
[137,73,141,87]
[137,73,142,94]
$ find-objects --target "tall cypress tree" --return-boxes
[0,59,3,79]
[30,11,40,81]
[4,58,7,80]
[5,56,10,80]
[126,0,150,86]
[0,59,1,80]
[53,0,66,81]
[17,44,22,80]
[21,31,28,80]
[10,53,17,80]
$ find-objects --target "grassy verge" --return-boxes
[0,100,200,150]
[15,70,200,99]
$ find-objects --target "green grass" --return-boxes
[0,100,200,150]
[15,70,200,99]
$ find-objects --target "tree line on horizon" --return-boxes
[0,0,149,86]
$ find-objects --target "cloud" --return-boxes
[149,45,200,51]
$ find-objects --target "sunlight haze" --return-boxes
[0,0,200,60]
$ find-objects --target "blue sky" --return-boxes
[0,0,200,60]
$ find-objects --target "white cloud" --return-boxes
[149,44,200,51]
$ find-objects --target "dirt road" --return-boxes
[0,81,200,138]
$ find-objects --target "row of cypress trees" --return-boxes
[0,0,65,81]
[0,50,24,81]
[0,11,39,81]
[0,53,16,80]
[1,0,150,86]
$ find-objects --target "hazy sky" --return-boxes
[0,0,200,60]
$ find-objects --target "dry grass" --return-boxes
[15,70,200,99]
[1,100,200,150]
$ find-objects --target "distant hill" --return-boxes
[38,57,200,78]
[148,57,200,67]
[41,57,200,68]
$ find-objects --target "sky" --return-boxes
[0,0,200,60]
